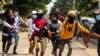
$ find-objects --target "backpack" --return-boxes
[39,26,48,37]
[64,21,78,37]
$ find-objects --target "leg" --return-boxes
[51,37,56,54]
[5,36,12,54]
[2,36,7,53]
[67,40,73,56]
[13,33,19,54]
[29,39,35,54]
[51,37,55,48]
[97,39,100,56]
[53,37,60,56]
[35,36,40,56]
[41,37,47,56]
[58,40,65,56]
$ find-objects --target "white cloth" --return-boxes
[26,19,34,35]
[15,16,20,32]
[15,16,19,26]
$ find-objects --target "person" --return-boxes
[91,10,100,56]
[32,9,47,56]
[47,14,62,56]
[80,19,91,48]
[25,10,37,54]
[59,10,90,56]
[13,8,24,54]
[2,9,16,56]
[50,8,66,22]
[21,16,27,31]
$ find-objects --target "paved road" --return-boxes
[0,32,98,56]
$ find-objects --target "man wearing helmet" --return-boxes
[32,9,48,56]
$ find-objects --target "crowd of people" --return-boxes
[1,8,100,56]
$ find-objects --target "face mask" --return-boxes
[68,16,75,23]
[52,20,57,23]
[96,15,100,21]
[37,13,43,19]
[32,15,37,19]
[14,12,19,16]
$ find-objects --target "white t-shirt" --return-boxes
[26,19,34,35]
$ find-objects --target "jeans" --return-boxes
[2,35,13,54]
[13,32,19,52]
[59,39,73,56]
[51,36,60,52]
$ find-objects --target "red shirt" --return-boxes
[32,18,47,36]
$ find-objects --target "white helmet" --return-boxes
[32,10,37,14]
[37,9,43,13]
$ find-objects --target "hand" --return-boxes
[90,33,100,38]
[29,37,31,41]
[51,32,56,34]
[12,26,16,30]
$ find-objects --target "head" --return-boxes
[14,8,19,16]
[53,8,60,16]
[4,9,14,18]
[31,10,37,19]
[37,9,44,19]
[28,15,32,19]
[50,14,58,23]
[96,14,100,21]
[94,9,100,23]
[82,19,88,23]
[55,8,60,13]
[67,10,76,23]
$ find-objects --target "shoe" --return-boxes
[29,49,34,54]
[52,51,54,55]
[29,52,34,54]
[13,51,17,54]
[3,54,8,56]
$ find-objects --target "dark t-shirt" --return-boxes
[3,17,15,35]
[91,22,100,34]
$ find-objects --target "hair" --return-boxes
[4,9,13,17]
[14,8,19,12]
[49,13,59,20]
[28,15,32,19]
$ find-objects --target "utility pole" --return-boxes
[72,0,76,10]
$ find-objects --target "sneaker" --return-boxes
[3,54,8,56]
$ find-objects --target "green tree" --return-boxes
[54,0,94,16]
[3,0,51,16]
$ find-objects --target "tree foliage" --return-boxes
[54,0,96,16]
[3,0,51,16]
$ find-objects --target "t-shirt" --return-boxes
[33,18,47,36]
[47,20,62,35]
[91,22,100,34]
[26,19,34,35]
[3,17,15,36]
